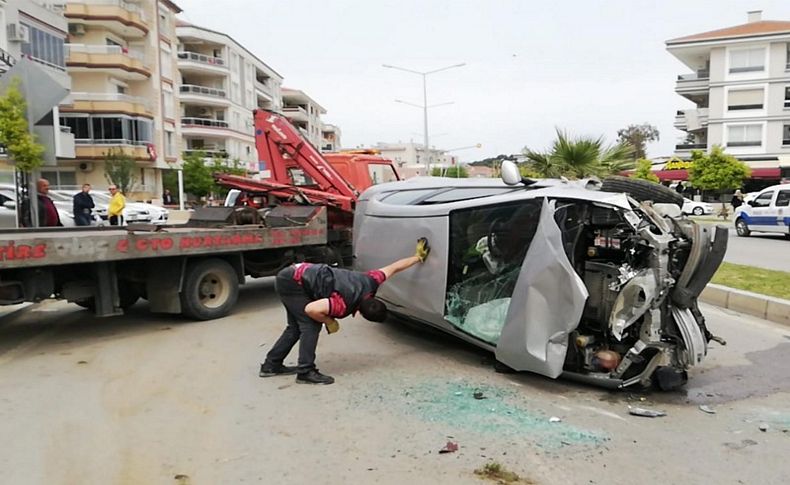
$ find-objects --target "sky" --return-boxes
[177,0,790,163]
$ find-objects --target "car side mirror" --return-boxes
[500,160,537,186]
[3,201,15,210]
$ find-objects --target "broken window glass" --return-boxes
[444,200,542,344]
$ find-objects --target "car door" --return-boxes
[495,198,589,378]
[747,191,776,233]
[775,189,790,234]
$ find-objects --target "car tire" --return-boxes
[180,258,239,320]
[600,176,684,207]
[735,218,751,237]
[692,207,704,216]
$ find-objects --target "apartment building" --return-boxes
[176,20,283,173]
[320,123,341,152]
[56,0,182,200]
[373,141,456,178]
[667,10,790,188]
[0,0,72,185]
[281,88,325,148]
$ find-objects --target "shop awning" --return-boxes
[750,168,781,179]
[655,169,688,181]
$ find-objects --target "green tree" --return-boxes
[523,129,635,178]
[632,158,659,183]
[0,79,45,172]
[181,151,214,199]
[688,145,751,218]
[103,147,137,194]
[616,123,660,160]
[162,169,178,196]
[431,166,468,177]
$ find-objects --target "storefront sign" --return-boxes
[664,160,693,170]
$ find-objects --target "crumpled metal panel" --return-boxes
[495,198,589,378]
[609,269,659,341]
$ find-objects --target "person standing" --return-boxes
[163,188,174,205]
[260,238,431,385]
[108,184,125,226]
[22,178,62,227]
[73,184,95,226]
[731,189,745,210]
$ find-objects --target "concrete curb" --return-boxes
[700,283,790,327]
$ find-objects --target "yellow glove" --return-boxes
[325,318,340,334]
[415,237,431,263]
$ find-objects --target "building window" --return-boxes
[160,42,172,79]
[60,115,153,145]
[783,125,790,146]
[726,124,762,147]
[159,8,169,34]
[785,87,790,109]
[729,48,765,73]
[165,130,176,157]
[41,170,76,189]
[786,43,790,69]
[727,88,764,110]
[20,22,65,70]
[163,86,174,119]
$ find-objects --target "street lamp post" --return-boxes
[383,63,465,175]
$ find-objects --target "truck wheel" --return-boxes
[75,282,139,312]
[180,259,239,320]
[601,176,684,207]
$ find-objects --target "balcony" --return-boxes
[181,117,229,129]
[674,108,709,131]
[179,84,230,107]
[283,106,308,123]
[674,143,707,152]
[66,44,150,81]
[183,148,229,163]
[675,71,709,96]
[74,140,152,160]
[177,51,228,77]
[64,92,151,117]
[65,0,148,39]
[181,117,231,137]
[58,126,76,159]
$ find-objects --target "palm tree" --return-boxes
[523,129,635,179]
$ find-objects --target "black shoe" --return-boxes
[259,363,298,378]
[295,369,335,385]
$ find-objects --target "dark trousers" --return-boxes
[264,267,322,373]
[74,212,92,226]
[109,215,122,226]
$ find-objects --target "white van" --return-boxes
[733,183,790,238]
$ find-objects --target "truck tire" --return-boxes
[601,176,684,207]
[180,258,239,320]
[75,281,140,312]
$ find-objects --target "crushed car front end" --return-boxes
[353,176,727,390]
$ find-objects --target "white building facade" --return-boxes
[667,10,790,187]
[281,88,325,148]
[176,20,283,173]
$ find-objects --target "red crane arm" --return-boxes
[253,109,358,200]
[214,173,355,213]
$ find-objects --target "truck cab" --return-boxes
[734,183,790,237]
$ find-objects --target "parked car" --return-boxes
[733,183,790,238]
[353,166,727,390]
[0,185,100,227]
[681,197,713,216]
[50,190,155,225]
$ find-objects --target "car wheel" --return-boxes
[735,218,751,237]
[692,207,704,216]
[180,258,239,320]
[600,176,684,207]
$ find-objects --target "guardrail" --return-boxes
[181,117,229,128]
[177,51,226,67]
[179,84,227,99]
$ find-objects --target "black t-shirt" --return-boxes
[295,263,386,318]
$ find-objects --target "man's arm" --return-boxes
[379,256,422,280]
[304,298,334,324]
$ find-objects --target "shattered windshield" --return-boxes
[445,199,542,344]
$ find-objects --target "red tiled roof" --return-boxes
[667,20,790,44]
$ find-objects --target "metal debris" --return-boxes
[473,390,487,400]
[699,405,716,415]
[439,441,459,454]
[759,424,769,432]
[549,416,562,423]
[628,406,667,418]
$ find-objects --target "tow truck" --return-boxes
[0,110,400,320]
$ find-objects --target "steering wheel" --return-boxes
[487,218,505,258]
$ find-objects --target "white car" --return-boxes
[681,198,713,216]
[51,190,164,225]
[734,183,790,238]
[0,185,100,227]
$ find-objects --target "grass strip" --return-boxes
[711,262,790,300]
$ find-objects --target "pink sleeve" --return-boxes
[366,270,387,285]
[327,292,347,318]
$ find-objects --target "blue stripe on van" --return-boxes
[740,212,779,225]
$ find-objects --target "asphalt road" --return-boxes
[695,220,790,272]
[0,280,788,484]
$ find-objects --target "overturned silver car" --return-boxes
[353,162,727,390]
